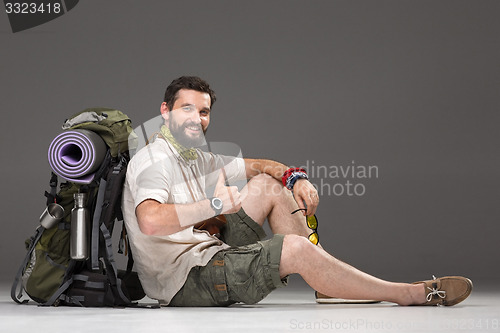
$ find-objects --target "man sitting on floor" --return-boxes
[122,76,472,306]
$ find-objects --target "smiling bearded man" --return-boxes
[121,76,473,307]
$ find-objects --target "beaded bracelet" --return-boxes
[282,168,308,190]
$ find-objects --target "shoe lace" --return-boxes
[426,275,446,302]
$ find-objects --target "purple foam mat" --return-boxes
[48,129,107,184]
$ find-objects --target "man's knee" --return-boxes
[283,234,314,255]
[248,173,285,198]
[280,234,315,275]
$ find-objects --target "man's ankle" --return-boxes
[407,283,426,305]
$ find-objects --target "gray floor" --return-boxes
[1,281,499,333]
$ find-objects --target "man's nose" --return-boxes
[190,110,202,124]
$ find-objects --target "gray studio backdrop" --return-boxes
[1,1,499,286]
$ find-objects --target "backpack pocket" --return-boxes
[23,228,71,303]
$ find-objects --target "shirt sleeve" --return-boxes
[130,154,172,209]
[201,150,246,188]
[215,154,246,183]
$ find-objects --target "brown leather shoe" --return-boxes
[315,291,381,304]
[412,275,473,306]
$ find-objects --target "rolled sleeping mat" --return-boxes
[48,129,107,184]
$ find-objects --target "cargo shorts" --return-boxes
[168,208,289,306]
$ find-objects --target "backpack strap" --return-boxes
[90,153,127,270]
[57,293,84,307]
[88,150,112,270]
[100,223,131,305]
[118,223,135,275]
[102,154,128,232]
[44,172,59,205]
[90,178,107,270]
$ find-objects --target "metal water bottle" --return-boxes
[70,193,89,260]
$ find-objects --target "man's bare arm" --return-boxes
[244,158,289,182]
[136,171,241,236]
[243,158,320,215]
[136,199,213,236]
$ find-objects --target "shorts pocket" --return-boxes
[228,276,267,305]
[223,250,267,304]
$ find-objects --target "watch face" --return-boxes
[212,197,223,210]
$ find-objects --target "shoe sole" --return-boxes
[316,298,381,304]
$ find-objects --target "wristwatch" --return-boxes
[209,197,223,215]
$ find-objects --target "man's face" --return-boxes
[161,89,211,148]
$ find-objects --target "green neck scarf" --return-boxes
[160,125,198,161]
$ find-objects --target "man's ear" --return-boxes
[160,102,170,121]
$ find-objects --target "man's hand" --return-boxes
[213,170,242,214]
[293,179,319,216]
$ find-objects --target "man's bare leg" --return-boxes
[280,234,426,305]
[237,174,470,306]
[240,174,312,236]
[240,175,426,305]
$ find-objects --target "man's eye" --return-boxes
[182,106,194,112]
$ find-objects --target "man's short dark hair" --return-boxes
[163,76,216,110]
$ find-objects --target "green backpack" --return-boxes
[11,108,148,307]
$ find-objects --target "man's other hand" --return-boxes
[293,179,319,216]
[213,170,242,214]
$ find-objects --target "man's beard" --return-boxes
[169,121,207,148]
